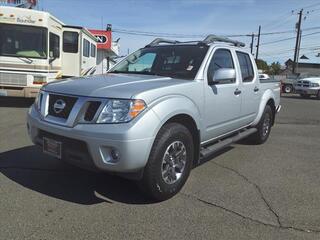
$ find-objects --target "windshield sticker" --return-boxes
[186,65,194,71]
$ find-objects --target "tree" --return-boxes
[268,62,281,75]
[255,59,269,72]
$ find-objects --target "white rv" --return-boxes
[0,6,97,98]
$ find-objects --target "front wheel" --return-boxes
[139,123,194,201]
[249,105,273,145]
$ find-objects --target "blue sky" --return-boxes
[26,0,320,64]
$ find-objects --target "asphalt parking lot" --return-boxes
[0,94,320,240]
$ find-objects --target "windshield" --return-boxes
[110,45,209,80]
[0,23,47,59]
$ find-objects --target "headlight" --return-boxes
[96,99,146,123]
[311,83,319,87]
[34,90,43,112]
[33,76,47,85]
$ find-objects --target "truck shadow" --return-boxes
[0,145,151,205]
[281,94,319,101]
[0,96,34,108]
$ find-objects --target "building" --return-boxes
[89,29,119,74]
[284,59,320,76]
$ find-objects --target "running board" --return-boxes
[200,128,257,159]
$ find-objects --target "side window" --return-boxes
[90,43,96,58]
[83,39,90,57]
[207,49,235,84]
[63,31,78,53]
[49,33,60,58]
[236,52,254,82]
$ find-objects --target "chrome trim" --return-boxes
[39,92,105,127]
[201,124,252,146]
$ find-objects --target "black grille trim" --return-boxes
[84,101,101,121]
[48,94,78,119]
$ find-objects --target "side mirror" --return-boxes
[210,68,236,85]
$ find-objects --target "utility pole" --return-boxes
[293,9,303,74]
[250,33,254,54]
[255,26,261,60]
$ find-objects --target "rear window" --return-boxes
[236,52,254,82]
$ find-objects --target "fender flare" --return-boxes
[251,89,276,126]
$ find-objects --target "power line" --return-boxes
[260,31,320,46]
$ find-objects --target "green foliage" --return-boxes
[255,59,282,75]
[255,59,269,72]
[268,62,281,75]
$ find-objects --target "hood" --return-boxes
[300,77,320,84]
[43,73,191,100]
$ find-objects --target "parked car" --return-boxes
[294,77,320,99]
[259,73,270,81]
[27,35,281,201]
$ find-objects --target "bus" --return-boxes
[0,6,97,97]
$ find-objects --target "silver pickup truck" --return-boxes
[27,35,281,201]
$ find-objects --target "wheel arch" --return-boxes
[252,89,276,126]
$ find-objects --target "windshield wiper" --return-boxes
[18,56,33,64]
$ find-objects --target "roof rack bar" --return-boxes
[145,38,181,47]
[202,34,245,47]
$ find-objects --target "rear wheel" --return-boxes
[139,123,194,201]
[317,91,320,100]
[249,105,273,145]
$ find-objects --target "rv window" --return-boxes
[83,39,90,57]
[63,31,78,53]
[91,43,96,58]
[49,33,60,58]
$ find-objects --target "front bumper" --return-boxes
[294,87,320,95]
[27,105,158,173]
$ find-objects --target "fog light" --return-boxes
[111,149,120,161]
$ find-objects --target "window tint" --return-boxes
[127,52,156,72]
[90,43,96,57]
[111,45,208,80]
[207,49,234,84]
[0,23,47,59]
[236,52,254,82]
[63,31,78,53]
[49,33,60,58]
[83,39,90,57]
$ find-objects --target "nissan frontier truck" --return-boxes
[27,35,281,201]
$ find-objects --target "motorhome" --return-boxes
[0,6,97,97]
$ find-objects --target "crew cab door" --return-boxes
[203,48,243,141]
[235,51,261,124]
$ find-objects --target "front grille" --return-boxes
[84,101,101,121]
[297,80,310,87]
[48,94,78,119]
[0,72,27,86]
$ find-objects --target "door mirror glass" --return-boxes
[210,68,236,85]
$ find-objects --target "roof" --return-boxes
[285,58,320,69]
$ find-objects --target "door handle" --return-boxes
[234,89,242,95]
[254,87,259,92]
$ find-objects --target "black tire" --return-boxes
[317,91,320,100]
[139,123,194,201]
[283,84,293,93]
[249,105,273,145]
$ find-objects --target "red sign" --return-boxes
[89,29,111,49]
